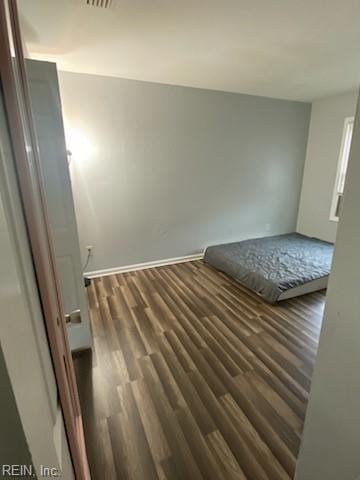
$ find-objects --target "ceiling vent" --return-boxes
[85,0,112,7]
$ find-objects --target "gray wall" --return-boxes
[58,71,311,272]
[297,91,358,243]
[295,94,360,480]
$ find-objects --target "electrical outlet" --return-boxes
[86,245,93,253]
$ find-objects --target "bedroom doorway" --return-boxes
[0,1,90,477]
[12,0,360,478]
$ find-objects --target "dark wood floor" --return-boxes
[74,261,325,480]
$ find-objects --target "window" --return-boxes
[330,117,354,221]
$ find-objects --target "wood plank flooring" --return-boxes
[73,261,325,480]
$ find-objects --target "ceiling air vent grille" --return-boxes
[86,0,112,8]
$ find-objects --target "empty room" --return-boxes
[1,1,360,479]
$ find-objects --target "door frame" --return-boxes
[0,1,90,478]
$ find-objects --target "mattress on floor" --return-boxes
[204,233,334,303]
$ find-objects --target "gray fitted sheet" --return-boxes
[204,233,334,303]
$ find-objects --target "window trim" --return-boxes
[329,116,354,222]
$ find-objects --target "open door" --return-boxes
[0,1,90,478]
[25,59,92,352]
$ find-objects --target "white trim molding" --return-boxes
[329,116,354,222]
[86,252,205,278]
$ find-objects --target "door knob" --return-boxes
[65,309,81,324]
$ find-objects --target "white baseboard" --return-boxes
[86,252,205,278]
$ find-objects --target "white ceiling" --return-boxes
[19,0,360,101]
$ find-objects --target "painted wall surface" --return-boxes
[58,71,310,272]
[295,94,360,480]
[296,91,358,243]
